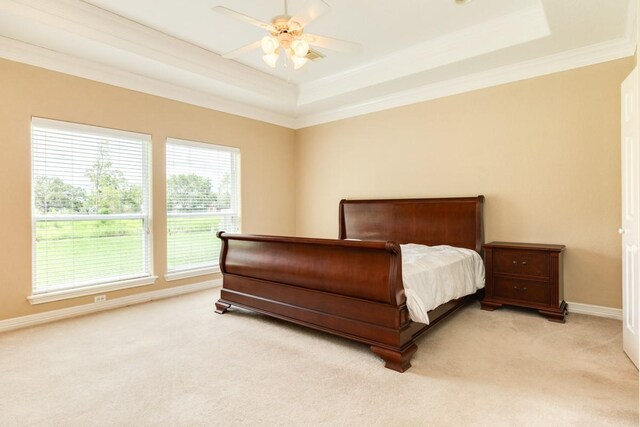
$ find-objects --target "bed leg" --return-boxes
[215,301,231,314]
[370,343,418,373]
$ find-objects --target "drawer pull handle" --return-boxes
[512,260,517,264]
[521,261,527,265]
[513,285,517,289]
[523,287,527,291]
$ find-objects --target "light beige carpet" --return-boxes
[0,287,637,426]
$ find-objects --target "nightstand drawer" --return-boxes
[494,277,549,305]
[493,250,549,278]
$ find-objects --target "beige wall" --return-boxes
[295,58,634,309]
[0,54,634,322]
[0,58,296,321]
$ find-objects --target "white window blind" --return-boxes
[166,138,240,275]
[31,118,152,295]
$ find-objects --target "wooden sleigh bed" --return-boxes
[215,196,485,372]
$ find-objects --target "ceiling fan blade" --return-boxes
[303,33,361,54]
[295,0,330,27]
[213,6,275,32]
[222,40,262,59]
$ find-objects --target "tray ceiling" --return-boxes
[0,0,634,128]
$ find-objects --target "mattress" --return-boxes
[400,244,485,324]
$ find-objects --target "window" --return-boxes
[166,138,240,280]
[30,118,153,303]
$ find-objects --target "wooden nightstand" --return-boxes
[481,242,567,322]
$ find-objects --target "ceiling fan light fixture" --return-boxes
[262,52,280,68]
[261,35,280,54]
[291,39,310,57]
[216,1,360,71]
[292,54,308,70]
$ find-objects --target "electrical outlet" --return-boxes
[94,295,107,303]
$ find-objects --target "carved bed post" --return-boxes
[368,241,419,372]
[215,231,230,314]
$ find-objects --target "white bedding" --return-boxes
[401,244,485,324]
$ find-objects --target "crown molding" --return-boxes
[293,36,636,129]
[624,0,637,47]
[1,32,633,131]
[0,36,297,128]
[296,1,550,106]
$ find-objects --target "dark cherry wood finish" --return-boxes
[216,196,485,372]
[481,242,567,322]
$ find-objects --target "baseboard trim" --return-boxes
[567,301,622,320]
[0,287,621,333]
[0,280,221,334]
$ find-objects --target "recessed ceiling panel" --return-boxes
[83,0,544,83]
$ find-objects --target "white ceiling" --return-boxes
[0,0,634,128]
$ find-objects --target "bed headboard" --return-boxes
[339,196,484,253]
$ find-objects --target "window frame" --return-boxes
[29,117,156,304]
[164,137,241,281]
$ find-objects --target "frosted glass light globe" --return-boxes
[261,36,280,54]
[292,55,308,70]
[291,39,310,57]
[262,52,279,68]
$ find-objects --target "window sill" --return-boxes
[164,266,220,282]
[28,276,158,305]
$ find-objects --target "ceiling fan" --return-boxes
[213,0,361,70]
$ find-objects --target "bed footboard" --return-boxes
[216,232,419,371]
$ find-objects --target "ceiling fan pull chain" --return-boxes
[284,0,288,16]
